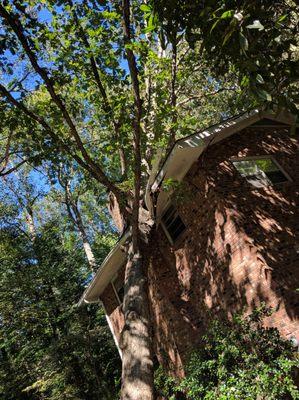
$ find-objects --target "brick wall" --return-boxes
[146,125,299,374]
[101,125,299,376]
[101,266,125,343]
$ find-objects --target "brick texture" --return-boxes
[102,126,299,376]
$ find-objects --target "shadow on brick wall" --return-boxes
[147,127,299,374]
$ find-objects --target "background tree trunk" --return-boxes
[25,206,36,241]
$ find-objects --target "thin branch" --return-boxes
[177,87,237,107]
[0,5,122,199]
[9,70,31,91]
[67,0,127,176]
[167,38,178,148]
[177,47,190,67]
[0,158,28,176]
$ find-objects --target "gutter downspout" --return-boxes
[101,300,122,359]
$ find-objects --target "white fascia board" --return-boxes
[151,109,261,216]
[151,109,260,193]
[150,108,295,218]
[81,108,295,304]
[79,230,130,304]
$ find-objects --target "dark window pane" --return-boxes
[162,206,186,242]
[117,286,124,304]
[170,216,186,241]
[265,170,288,184]
[162,205,176,226]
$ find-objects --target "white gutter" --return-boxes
[145,108,295,217]
[150,109,261,195]
[78,229,130,304]
[101,301,122,359]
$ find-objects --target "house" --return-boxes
[80,109,299,375]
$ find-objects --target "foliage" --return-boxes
[0,1,294,398]
[0,0,249,186]
[162,178,192,205]
[0,205,121,400]
[155,307,299,400]
[151,0,299,112]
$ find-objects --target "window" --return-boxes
[232,157,289,188]
[161,204,186,243]
[112,277,124,306]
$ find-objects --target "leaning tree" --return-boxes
[0,1,255,398]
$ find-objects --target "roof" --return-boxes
[146,108,294,218]
[78,230,130,304]
[80,108,295,304]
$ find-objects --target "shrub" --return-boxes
[155,307,299,399]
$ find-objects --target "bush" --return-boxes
[155,307,299,399]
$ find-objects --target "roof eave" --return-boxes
[78,229,130,304]
[81,108,295,304]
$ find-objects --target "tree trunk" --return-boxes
[25,206,36,241]
[63,188,98,273]
[109,195,155,400]
[80,231,97,272]
[120,239,154,400]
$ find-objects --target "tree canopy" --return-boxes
[0,1,297,399]
[0,172,121,399]
[150,0,299,112]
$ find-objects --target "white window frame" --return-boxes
[160,202,186,245]
[231,155,292,187]
[111,275,124,306]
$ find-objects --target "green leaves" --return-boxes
[140,4,151,12]
[152,0,299,111]
[256,88,272,102]
[220,10,234,19]
[141,3,158,33]
[156,308,299,400]
[0,203,121,400]
[256,73,264,84]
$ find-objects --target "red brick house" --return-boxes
[80,109,299,375]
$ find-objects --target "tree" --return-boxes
[150,0,299,112]
[0,1,248,398]
[0,189,121,400]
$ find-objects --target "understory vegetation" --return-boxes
[0,208,121,400]
[155,308,299,400]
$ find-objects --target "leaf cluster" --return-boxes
[155,306,299,399]
[151,0,299,113]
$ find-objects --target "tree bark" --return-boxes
[25,206,36,241]
[120,239,154,400]
[63,186,98,273]
[80,231,97,272]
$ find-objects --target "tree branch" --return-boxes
[0,5,124,200]
[0,82,125,207]
[167,38,178,148]
[0,129,13,173]
[121,0,143,243]
[0,158,28,177]
[177,87,237,107]
[66,0,127,176]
